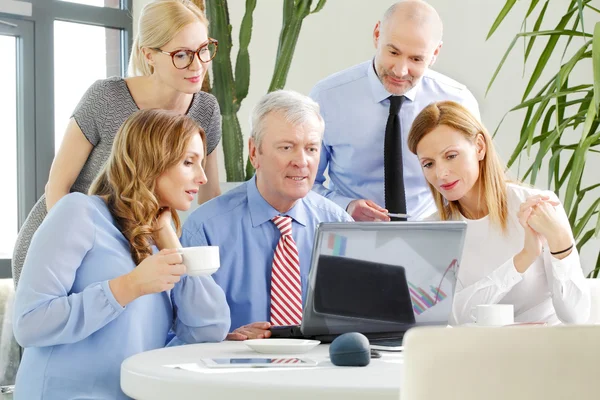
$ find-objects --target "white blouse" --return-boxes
[449,183,590,325]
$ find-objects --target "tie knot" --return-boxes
[388,95,404,115]
[272,215,292,236]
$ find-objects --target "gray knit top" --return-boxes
[71,76,222,193]
[11,77,221,287]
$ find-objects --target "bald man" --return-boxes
[310,0,480,221]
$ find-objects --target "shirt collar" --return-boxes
[247,175,309,228]
[367,58,422,104]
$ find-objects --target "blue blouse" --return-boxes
[12,193,230,399]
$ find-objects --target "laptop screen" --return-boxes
[307,222,465,327]
[314,255,415,323]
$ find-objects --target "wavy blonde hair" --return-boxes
[89,109,207,264]
[129,0,209,76]
[407,101,509,232]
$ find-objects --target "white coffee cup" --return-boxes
[475,304,514,326]
[179,246,220,277]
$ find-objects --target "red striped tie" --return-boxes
[270,216,303,326]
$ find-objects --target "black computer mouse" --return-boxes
[329,332,371,367]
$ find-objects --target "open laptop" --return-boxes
[270,221,467,345]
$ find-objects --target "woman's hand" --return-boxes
[109,248,186,306]
[515,195,551,273]
[526,199,573,259]
[153,208,181,250]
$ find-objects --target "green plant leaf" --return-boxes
[559,154,575,195]
[282,0,293,27]
[527,113,581,184]
[529,128,559,184]
[593,22,600,111]
[578,228,596,253]
[557,42,592,89]
[525,0,549,62]
[596,206,600,237]
[245,157,254,181]
[487,29,590,96]
[269,0,326,92]
[586,3,600,13]
[233,0,256,109]
[548,146,562,188]
[487,0,518,40]
[486,35,518,95]
[510,84,592,111]
[564,136,594,213]
[561,15,581,62]
[576,0,585,34]
[311,0,327,14]
[574,197,600,239]
[574,90,594,129]
[521,8,580,101]
[590,251,600,279]
[526,0,542,17]
[581,94,598,141]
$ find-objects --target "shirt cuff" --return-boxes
[549,247,578,281]
[330,193,357,212]
[493,259,524,291]
[100,280,126,313]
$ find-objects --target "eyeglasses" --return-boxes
[154,38,218,69]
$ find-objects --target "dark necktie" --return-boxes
[384,95,407,221]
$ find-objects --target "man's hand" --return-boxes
[226,322,272,341]
[347,199,390,222]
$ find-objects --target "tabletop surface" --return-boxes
[121,341,404,400]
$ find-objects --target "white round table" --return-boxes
[121,341,404,399]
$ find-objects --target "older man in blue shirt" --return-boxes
[311,1,480,222]
[181,90,352,340]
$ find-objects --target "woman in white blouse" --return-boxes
[407,100,590,325]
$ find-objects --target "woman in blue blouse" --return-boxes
[12,109,231,400]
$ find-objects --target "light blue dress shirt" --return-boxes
[12,193,230,400]
[310,60,480,220]
[180,176,353,331]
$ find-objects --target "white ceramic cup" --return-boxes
[179,246,220,277]
[475,304,514,326]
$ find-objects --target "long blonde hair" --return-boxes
[129,0,209,76]
[89,109,207,264]
[407,101,509,231]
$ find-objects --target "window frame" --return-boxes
[0,0,133,278]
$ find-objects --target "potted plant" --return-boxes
[486,0,599,277]
[197,0,326,182]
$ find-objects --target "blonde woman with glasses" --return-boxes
[407,100,590,326]
[13,0,222,287]
[12,109,230,400]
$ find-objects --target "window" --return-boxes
[0,0,133,278]
[54,21,122,150]
[59,0,121,8]
[0,35,18,261]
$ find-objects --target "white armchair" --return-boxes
[401,325,600,400]
[0,279,18,398]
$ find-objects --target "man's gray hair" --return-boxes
[250,90,324,149]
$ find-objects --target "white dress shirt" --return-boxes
[310,60,480,219]
[449,183,590,325]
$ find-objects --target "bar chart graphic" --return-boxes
[408,282,448,315]
[326,233,347,256]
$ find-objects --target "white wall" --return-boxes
[133,0,599,272]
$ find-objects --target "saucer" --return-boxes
[462,323,506,328]
[244,339,321,354]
